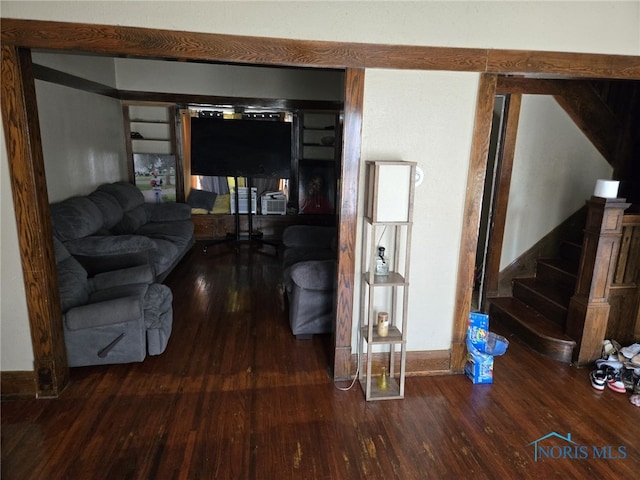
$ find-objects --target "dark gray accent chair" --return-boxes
[282,225,337,339]
[54,237,173,367]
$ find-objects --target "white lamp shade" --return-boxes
[593,179,620,199]
[365,161,416,222]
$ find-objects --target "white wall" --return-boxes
[33,52,127,201]
[115,58,344,101]
[36,82,128,201]
[360,69,479,350]
[1,1,638,370]
[500,96,613,269]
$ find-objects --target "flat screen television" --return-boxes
[190,117,292,178]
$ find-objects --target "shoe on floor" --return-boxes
[630,395,640,407]
[590,370,606,391]
[596,358,623,371]
[621,369,636,392]
[606,372,627,394]
[620,343,640,359]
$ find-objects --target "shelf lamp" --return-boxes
[365,160,417,223]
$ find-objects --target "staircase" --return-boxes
[488,239,581,363]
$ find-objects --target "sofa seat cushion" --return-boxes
[51,197,104,241]
[88,282,149,304]
[147,238,180,275]
[64,234,156,277]
[136,220,195,250]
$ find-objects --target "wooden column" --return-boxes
[565,196,630,366]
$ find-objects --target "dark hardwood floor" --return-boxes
[2,241,639,479]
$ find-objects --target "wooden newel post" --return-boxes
[565,196,630,366]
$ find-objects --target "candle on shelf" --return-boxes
[377,312,389,337]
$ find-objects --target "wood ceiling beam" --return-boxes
[553,81,621,168]
[2,19,640,80]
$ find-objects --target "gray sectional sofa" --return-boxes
[50,181,194,366]
[50,181,194,282]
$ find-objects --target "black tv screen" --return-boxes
[190,117,292,178]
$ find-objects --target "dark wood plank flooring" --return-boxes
[2,241,639,479]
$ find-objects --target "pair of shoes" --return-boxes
[590,360,627,393]
[590,369,607,391]
[627,354,640,368]
[596,358,623,371]
[606,370,626,394]
[620,343,640,359]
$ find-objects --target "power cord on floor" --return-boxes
[334,324,361,391]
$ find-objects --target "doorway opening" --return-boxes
[473,95,507,312]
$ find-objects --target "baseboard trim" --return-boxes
[351,349,454,378]
[1,370,37,399]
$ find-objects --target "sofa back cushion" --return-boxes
[97,182,149,234]
[113,206,148,234]
[88,190,123,230]
[50,197,104,241]
[97,182,145,211]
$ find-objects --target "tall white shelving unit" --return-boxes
[358,160,416,401]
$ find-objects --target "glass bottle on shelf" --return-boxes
[374,246,389,276]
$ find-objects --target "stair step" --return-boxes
[535,257,578,289]
[559,240,582,265]
[512,277,572,326]
[488,296,576,363]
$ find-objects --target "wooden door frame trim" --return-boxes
[2,19,639,394]
[1,46,69,397]
[483,94,522,301]
[450,74,498,371]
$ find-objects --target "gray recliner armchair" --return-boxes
[282,225,337,339]
[54,237,173,367]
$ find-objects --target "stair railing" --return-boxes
[565,196,630,366]
[606,213,640,345]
